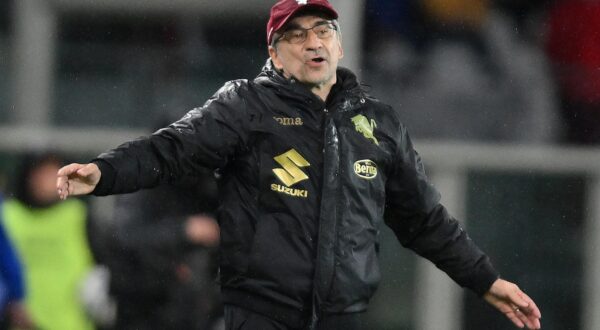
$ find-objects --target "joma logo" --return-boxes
[274,117,303,126]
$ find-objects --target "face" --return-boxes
[29,161,61,205]
[269,15,344,89]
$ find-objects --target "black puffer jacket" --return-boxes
[93,61,498,327]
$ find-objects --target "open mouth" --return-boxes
[310,57,325,63]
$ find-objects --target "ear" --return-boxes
[268,46,284,70]
[337,39,344,60]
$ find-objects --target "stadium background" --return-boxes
[1,1,599,329]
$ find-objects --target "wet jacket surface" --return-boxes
[93,62,499,327]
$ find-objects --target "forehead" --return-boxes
[286,14,330,28]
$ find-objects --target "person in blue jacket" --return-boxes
[0,194,34,330]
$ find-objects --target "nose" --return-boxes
[304,29,322,50]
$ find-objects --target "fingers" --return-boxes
[56,164,81,200]
[510,287,529,308]
[485,279,541,329]
[513,305,541,329]
[508,291,541,329]
[493,300,523,328]
[57,180,70,200]
[497,301,540,329]
[56,163,99,200]
[515,292,542,329]
[507,309,525,329]
[519,291,542,318]
[57,163,85,177]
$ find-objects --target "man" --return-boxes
[6,153,94,330]
[57,1,542,329]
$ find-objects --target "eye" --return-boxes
[314,24,333,38]
[286,30,305,41]
[316,27,330,36]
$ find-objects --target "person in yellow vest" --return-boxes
[2,153,94,330]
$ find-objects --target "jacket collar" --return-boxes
[255,59,366,112]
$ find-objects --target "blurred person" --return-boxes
[100,118,222,330]
[57,1,542,329]
[364,0,426,80]
[422,0,489,29]
[0,194,35,330]
[365,0,558,143]
[545,0,600,144]
[2,153,94,330]
[421,0,492,62]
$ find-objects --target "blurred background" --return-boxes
[1,0,599,329]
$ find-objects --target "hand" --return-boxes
[185,215,220,247]
[56,163,101,200]
[483,279,541,329]
[8,301,36,329]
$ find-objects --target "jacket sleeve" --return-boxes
[92,80,251,196]
[383,124,499,296]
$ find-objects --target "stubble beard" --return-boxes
[301,69,335,90]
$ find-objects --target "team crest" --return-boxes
[351,115,379,145]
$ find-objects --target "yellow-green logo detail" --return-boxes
[272,149,310,198]
[351,114,379,145]
[354,159,378,179]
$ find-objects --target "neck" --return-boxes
[305,74,337,102]
[309,83,333,102]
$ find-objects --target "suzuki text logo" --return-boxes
[271,149,310,198]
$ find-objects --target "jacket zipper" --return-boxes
[309,106,329,330]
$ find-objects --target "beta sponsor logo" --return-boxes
[274,116,303,126]
[354,159,378,179]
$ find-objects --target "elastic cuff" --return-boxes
[91,159,116,196]
[472,262,500,296]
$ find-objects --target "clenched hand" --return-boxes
[56,163,101,199]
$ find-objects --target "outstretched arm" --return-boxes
[56,163,101,199]
[56,81,250,199]
[484,279,541,329]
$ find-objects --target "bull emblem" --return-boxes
[351,115,379,145]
